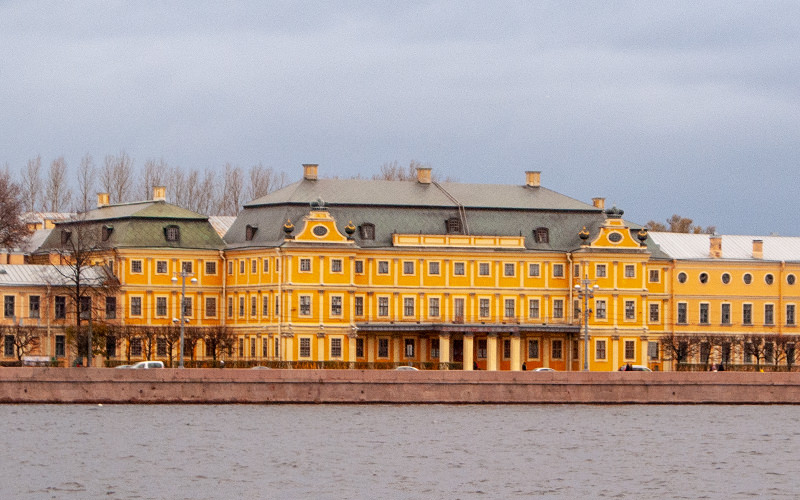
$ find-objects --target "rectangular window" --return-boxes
[331,338,342,358]
[29,295,40,319]
[377,261,389,274]
[553,299,564,319]
[331,296,343,316]
[331,259,343,273]
[275,297,280,317]
[527,339,539,359]
[477,339,487,359]
[250,338,256,358]
[479,298,490,318]
[156,260,168,274]
[238,296,245,317]
[404,338,415,358]
[504,298,515,318]
[156,297,167,317]
[55,296,66,319]
[105,296,116,319]
[624,340,635,360]
[274,337,280,358]
[130,296,142,317]
[528,299,540,319]
[453,298,465,322]
[528,263,540,277]
[625,300,635,320]
[251,296,257,317]
[55,335,65,357]
[428,297,440,317]
[131,260,143,273]
[239,260,245,274]
[574,264,580,278]
[238,338,244,357]
[181,261,193,274]
[356,338,364,358]
[430,338,439,358]
[677,303,687,324]
[299,337,311,358]
[428,261,440,275]
[263,259,269,273]
[503,339,511,359]
[228,261,233,275]
[721,303,731,325]
[453,262,466,276]
[743,304,752,325]
[649,269,660,283]
[183,297,192,317]
[251,260,257,274]
[552,264,564,278]
[354,260,364,274]
[787,304,796,326]
[403,297,415,317]
[131,338,142,357]
[648,341,659,360]
[765,304,775,325]
[262,296,269,317]
[157,338,167,357]
[574,299,581,320]
[649,303,660,322]
[478,262,490,276]
[504,263,515,277]
[624,265,635,278]
[378,297,389,317]
[355,296,364,317]
[227,297,233,318]
[299,258,311,272]
[596,300,607,320]
[206,297,217,318]
[596,264,607,278]
[3,296,14,318]
[299,295,311,316]
[765,342,775,364]
[378,338,389,358]
[4,335,14,357]
[699,303,709,324]
[551,339,563,360]
[403,261,414,275]
[596,339,607,360]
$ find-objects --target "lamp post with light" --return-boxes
[171,271,197,368]
[574,278,599,371]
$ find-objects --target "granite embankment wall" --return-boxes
[2,368,800,404]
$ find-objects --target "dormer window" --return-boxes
[61,230,72,245]
[446,217,462,234]
[164,225,180,242]
[101,225,113,242]
[534,227,549,244]
[359,223,375,240]
[245,224,258,241]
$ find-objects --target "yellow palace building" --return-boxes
[3,164,800,371]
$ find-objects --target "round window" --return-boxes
[743,273,752,285]
[607,232,623,243]
[312,225,328,237]
[765,273,774,285]
[678,272,687,283]
[699,272,709,284]
[721,273,731,284]
[788,274,797,285]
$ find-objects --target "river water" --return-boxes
[2,404,798,499]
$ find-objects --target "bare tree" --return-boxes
[45,156,73,212]
[660,332,701,370]
[742,334,768,370]
[76,153,96,213]
[203,325,237,361]
[219,163,243,215]
[100,151,134,203]
[195,168,218,215]
[0,324,41,361]
[168,164,187,208]
[0,168,28,249]
[141,158,168,200]
[19,156,43,212]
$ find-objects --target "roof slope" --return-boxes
[648,233,800,262]
[0,264,107,287]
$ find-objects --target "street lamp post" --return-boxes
[574,277,599,371]
[172,271,197,368]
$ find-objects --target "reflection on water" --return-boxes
[2,404,798,499]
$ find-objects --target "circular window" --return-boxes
[743,273,752,285]
[765,274,774,285]
[607,232,623,243]
[721,273,731,284]
[312,225,328,237]
[678,272,687,283]
[699,272,709,284]
[788,274,796,285]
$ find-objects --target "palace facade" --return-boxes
[2,164,799,370]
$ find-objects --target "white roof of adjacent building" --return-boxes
[649,232,800,262]
[0,264,107,287]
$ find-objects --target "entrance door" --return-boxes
[452,339,463,363]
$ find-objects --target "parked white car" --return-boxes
[130,361,165,369]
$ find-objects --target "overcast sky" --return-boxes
[2,1,798,235]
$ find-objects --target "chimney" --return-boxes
[303,163,318,181]
[416,167,432,184]
[753,239,763,260]
[709,235,722,258]
[97,193,110,208]
[592,197,605,210]
[525,171,541,187]
[153,186,166,201]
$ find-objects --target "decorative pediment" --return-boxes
[292,209,353,244]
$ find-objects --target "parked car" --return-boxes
[618,364,652,371]
[395,366,419,371]
[131,361,165,369]
[115,365,131,369]
[533,367,556,372]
